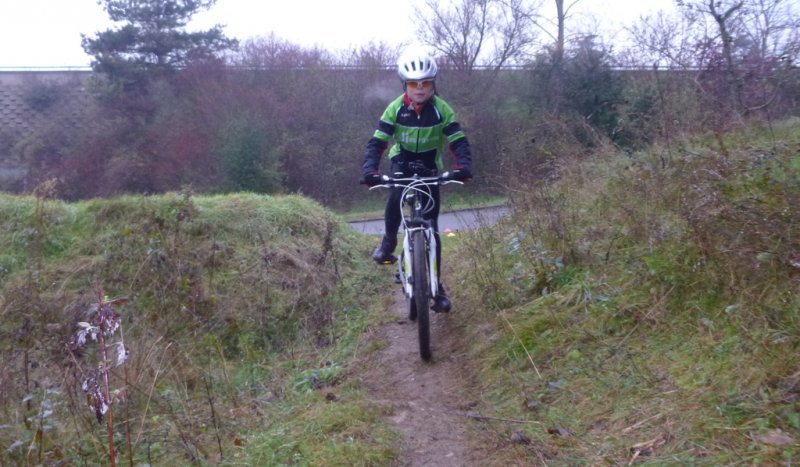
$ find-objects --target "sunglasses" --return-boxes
[405,79,434,90]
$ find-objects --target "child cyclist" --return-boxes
[360,46,472,312]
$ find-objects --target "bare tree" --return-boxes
[705,0,746,111]
[731,0,800,108]
[341,42,401,68]
[552,0,581,70]
[490,0,540,68]
[516,0,582,68]
[625,10,701,68]
[415,0,491,71]
[731,0,800,61]
[677,0,800,115]
[525,0,583,112]
[236,34,334,69]
[414,0,539,71]
[676,0,799,114]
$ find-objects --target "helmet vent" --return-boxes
[397,48,438,81]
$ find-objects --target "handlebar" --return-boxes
[368,171,464,190]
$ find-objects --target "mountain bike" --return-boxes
[371,171,463,361]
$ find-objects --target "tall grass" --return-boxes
[449,119,800,465]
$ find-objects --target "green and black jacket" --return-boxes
[362,93,472,175]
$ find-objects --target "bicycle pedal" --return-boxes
[394,272,402,284]
[373,257,397,265]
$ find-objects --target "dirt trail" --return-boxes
[359,288,485,466]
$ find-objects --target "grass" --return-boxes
[240,383,398,465]
[1,118,798,465]
[0,190,398,466]
[446,118,800,465]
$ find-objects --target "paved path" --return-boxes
[348,205,509,235]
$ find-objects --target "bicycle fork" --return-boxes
[400,226,439,300]
[425,228,438,298]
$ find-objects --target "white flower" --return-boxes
[113,342,128,367]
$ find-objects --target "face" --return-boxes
[405,79,434,104]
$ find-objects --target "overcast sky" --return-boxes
[0,0,677,69]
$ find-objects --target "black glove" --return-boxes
[360,171,382,187]
[452,168,472,182]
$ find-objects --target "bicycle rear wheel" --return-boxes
[411,230,431,361]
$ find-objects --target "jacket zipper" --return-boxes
[416,111,421,152]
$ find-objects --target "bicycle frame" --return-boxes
[400,226,437,297]
[370,171,462,361]
[373,173,457,292]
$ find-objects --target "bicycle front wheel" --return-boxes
[411,229,431,361]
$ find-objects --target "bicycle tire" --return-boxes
[412,230,431,361]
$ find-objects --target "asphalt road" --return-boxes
[348,205,510,236]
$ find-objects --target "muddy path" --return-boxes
[357,288,493,466]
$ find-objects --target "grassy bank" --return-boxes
[0,191,395,465]
[447,119,800,465]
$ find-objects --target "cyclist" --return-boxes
[360,46,473,313]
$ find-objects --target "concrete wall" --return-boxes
[0,71,91,135]
[0,71,92,189]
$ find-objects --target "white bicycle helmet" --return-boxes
[397,47,438,81]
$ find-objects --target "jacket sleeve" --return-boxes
[361,109,396,175]
[437,96,471,172]
[443,122,472,172]
[362,135,388,174]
